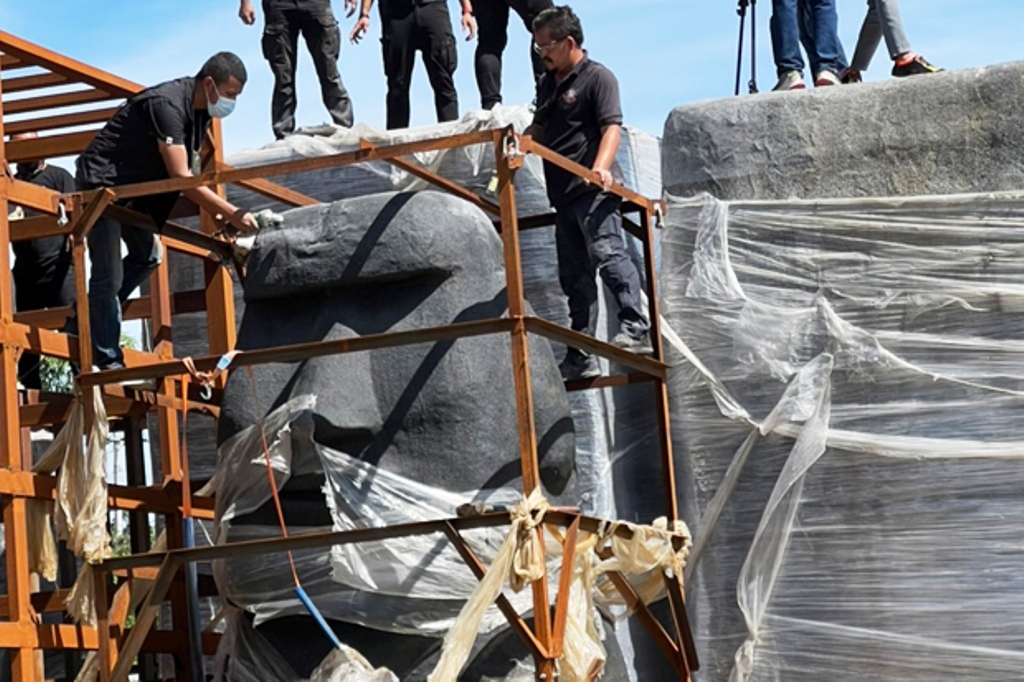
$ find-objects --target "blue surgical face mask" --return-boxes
[207,80,236,119]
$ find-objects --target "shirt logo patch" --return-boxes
[165,136,174,145]
[561,89,578,105]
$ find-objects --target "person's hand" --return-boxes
[461,11,476,41]
[230,210,260,234]
[593,168,613,191]
[350,16,370,44]
[239,0,256,25]
[344,0,358,18]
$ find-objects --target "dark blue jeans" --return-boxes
[87,216,162,369]
[772,0,845,76]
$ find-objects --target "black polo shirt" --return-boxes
[532,56,624,208]
[76,76,210,227]
[13,164,77,279]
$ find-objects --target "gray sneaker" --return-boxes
[773,70,805,91]
[559,353,600,381]
[611,331,654,356]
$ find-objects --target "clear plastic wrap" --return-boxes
[661,191,1024,681]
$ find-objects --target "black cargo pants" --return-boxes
[474,0,552,109]
[262,0,355,139]
[555,190,649,340]
[12,237,74,389]
[380,0,459,130]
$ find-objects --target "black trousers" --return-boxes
[381,1,459,130]
[262,0,354,139]
[555,191,648,341]
[12,237,74,389]
[474,0,552,109]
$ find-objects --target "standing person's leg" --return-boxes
[382,6,417,129]
[510,0,554,87]
[850,0,883,73]
[262,5,302,139]
[770,0,805,89]
[117,226,162,303]
[554,200,600,379]
[86,216,127,370]
[579,193,649,348]
[875,0,912,61]
[474,0,511,110]
[418,2,459,123]
[805,0,844,78]
[300,3,355,128]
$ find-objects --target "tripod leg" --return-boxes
[735,10,747,96]
[749,0,759,93]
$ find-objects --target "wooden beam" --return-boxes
[524,316,667,378]
[5,129,99,163]
[9,214,68,241]
[108,554,181,682]
[231,176,318,208]
[564,372,657,393]
[1,71,67,93]
[5,175,61,214]
[1,88,114,115]
[1,54,31,70]
[0,30,141,97]
[0,589,73,618]
[5,106,119,135]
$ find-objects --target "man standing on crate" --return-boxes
[239,0,356,138]
[349,0,476,130]
[7,132,76,389]
[74,52,258,374]
[525,5,650,382]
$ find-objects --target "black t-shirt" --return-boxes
[264,0,332,10]
[76,76,210,227]
[12,164,77,276]
[532,56,624,207]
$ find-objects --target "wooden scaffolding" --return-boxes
[0,31,696,681]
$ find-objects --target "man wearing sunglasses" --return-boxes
[526,5,651,382]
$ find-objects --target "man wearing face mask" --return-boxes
[75,51,259,373]
[7,133,77,389]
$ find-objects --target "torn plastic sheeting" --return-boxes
[661,191,1024,680]
[210,396,539,637]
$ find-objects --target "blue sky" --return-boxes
[2,0,1022,157]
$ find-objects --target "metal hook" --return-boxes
[56,200,69,227]
[200,384,213,401]
[503,131,521,160]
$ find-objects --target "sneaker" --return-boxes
[559,353,600,382]
[892,54,942,77]
[773,71,805,91]
[611,331,654,356]
[815,70,841,87]
[840,68,862,84]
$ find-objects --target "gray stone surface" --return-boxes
[217,190,575,497]
[662,62,1024,201]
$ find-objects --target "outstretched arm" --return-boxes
[157,141,258,233]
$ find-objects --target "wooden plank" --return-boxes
[1,88,113,115]
[14,288,209,330]
[5,106,120,135]
[664,573,698,676]
[381,151,500,216]
[71,187,114,243]
[1,71,67,93]
[93,566,113,679]
[0,82,38,681]
[5,129,99,163]
[0,469,216,519]
[0,589,74,618]
[72,237,93,372]
[9,214,69,241]
[200,121,237,360]
[107,554,181,682]
[0,54,30,70]
[5,175,61,214]
[0,30,141,97]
